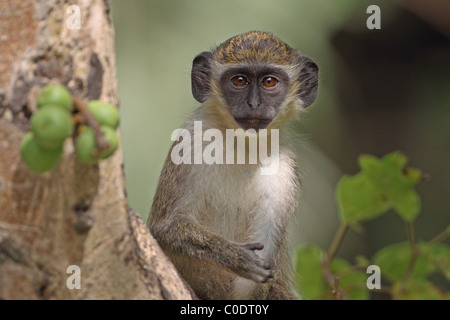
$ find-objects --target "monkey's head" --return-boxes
[191,31,318,131]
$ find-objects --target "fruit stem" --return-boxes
[73,96,110,154]
[26,85,41,114]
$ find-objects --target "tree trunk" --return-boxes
[0,0,193,299]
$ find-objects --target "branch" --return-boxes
[327,222,349,261]
[321,257,349,300]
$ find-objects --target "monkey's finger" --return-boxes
[254,268,274,283]
[242,242,265,251]
[262,260,274,270]
[247,273,267,283]
[252,259,274,279]
[253,256,272,270]
[242,267,274,283]
[255,274,274,284]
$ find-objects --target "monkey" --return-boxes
[148,31,318,300]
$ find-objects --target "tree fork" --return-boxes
[0,0,193,299]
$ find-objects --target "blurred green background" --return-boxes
[110,0,449,264]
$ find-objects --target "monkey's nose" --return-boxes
[247,99,261,110]
[247,86,261,110]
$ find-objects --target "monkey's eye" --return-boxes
[231,76,249,87]
[262,77,278,88]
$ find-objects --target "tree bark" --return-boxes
[0,0,194,299]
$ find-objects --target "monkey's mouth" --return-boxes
[234,118,272,131]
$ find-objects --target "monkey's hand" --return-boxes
[235,242,274,283]
[151,219,274,283]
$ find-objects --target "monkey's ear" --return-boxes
[297,56,319,108]
[191,51,213,103]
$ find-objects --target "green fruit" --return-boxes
[20,132,62,173]
[75,126,118,164]
[76,127,98,164]
[88,100,119,129]
[31,105,73,150]
[99,126,119,159]
[37,84,73,112]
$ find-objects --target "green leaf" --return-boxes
[337,151,422,223]
[382,151,408,171]
[355,255,370,268]
[419,242,450,280]
[373,242,433,283]
[337,173,390,223]
[403,167,423,185]
[330,258,369,300]
[295,246,370,300]
[358,154,380,173]
[295,245,330,299]
[392,280,447,300]
[393,190,421,222]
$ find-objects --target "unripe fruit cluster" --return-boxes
[20,84,119,173]
[75,100,119,165]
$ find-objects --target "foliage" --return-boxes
[295,151,450,300]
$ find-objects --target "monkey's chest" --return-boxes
[193,162,296,245]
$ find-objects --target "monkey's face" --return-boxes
[191,31,319,131]
[218,65,290,130]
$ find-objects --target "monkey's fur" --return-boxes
[148,31,318,300]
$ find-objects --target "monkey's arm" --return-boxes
[150,218,274,283]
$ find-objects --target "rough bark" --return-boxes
[0,0,194,299]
